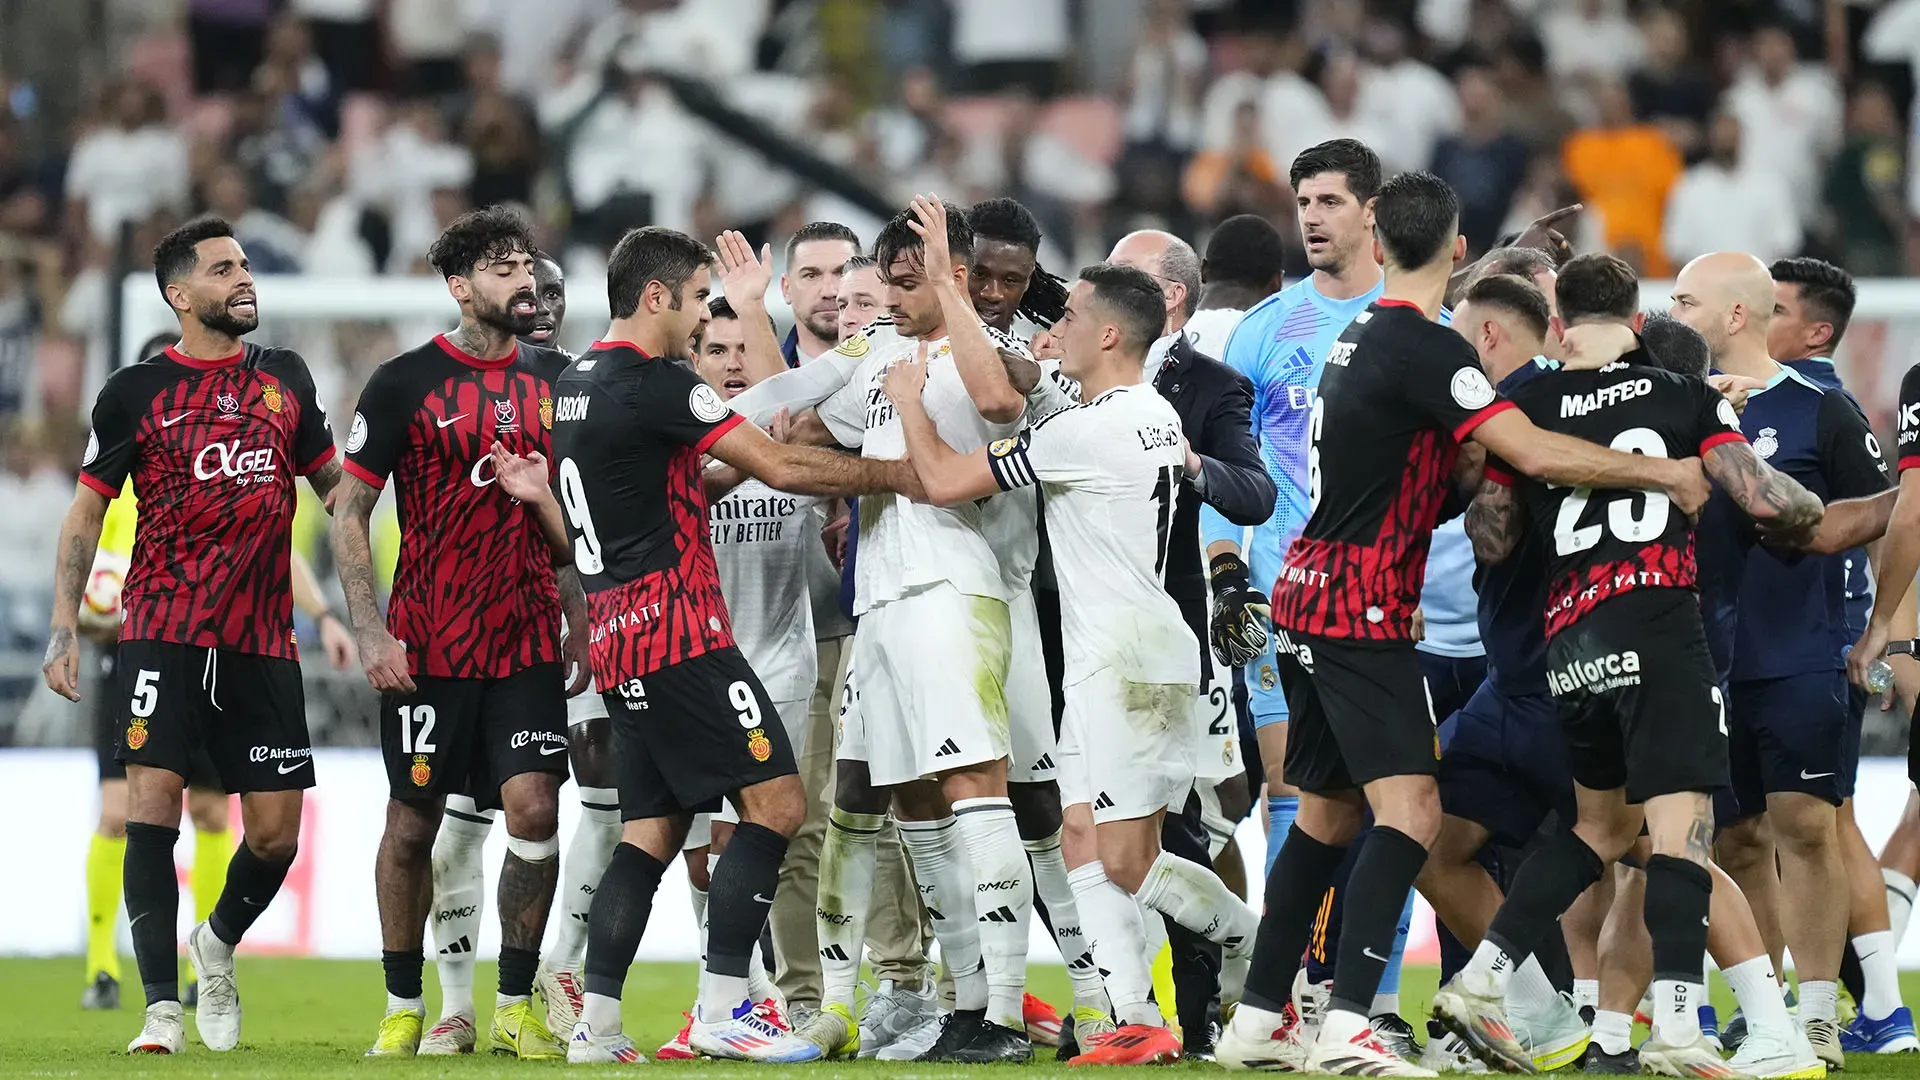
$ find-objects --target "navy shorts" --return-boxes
[1726,669,1859,816]
[1439,679,1575,848]
[1419,651,1490,730]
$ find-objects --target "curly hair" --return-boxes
[968,197,1068,327]
[427,204,537,280]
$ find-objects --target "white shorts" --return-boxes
[566,678,609,725]
[835,642,866,763]
[1195,779,1237,859]
[1059,668,1196,825]
[1008,589,1058,783]
[1191,649,1242,783]
[854,583,1013,788]
[684,811,713,851]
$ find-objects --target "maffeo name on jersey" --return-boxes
[1546,650,1642,696]
[1560,378,1653,418]
[709,492,801,545]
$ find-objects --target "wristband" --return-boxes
[1209,552,1250,594]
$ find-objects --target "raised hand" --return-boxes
[1511,203,1583,265]
[715,229,774,307]
[907,195,955,282]
[490,441,552,504]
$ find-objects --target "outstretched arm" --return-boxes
[43,484,111,701]
[884,356,1000,506]
[1801,488,1897,555]
[1471,409,1712,516]
[707,418,921,499]
[1702,440,1825,545]
[715,230,788,384]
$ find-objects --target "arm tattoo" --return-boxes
[306,458,344,502]
[1464,480,1523,563]
[329,478,385,634]
[556,566,589,624]
[51,497,108,630]
[1704,443,1823,536]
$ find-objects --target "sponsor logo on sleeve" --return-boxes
[1450,367,1496,410]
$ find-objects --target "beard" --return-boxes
[196,297,258,337]
[476,288,538,336]
[801,308,839,343]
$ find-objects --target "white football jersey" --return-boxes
[707,474,823,704]
[987,382,1199,687]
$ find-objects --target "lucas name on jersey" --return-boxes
[710,491,805,545]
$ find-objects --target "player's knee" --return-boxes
[1102,846,1154,895]
[504,804,559,846]
[1008,780,1062,840]
[568,719,615,788]
[96,815,128,840]
[834,763,886,814]
[1713,816,1769,866]
[1767,798,1838,855]
[684,846,712,890]
[187,788,229,833]
[246,830,299,863]
[737,777,807,838]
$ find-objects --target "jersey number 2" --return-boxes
[1551,427,1672,556]
[558,457,605,574]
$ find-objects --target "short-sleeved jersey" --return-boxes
[98,480,136,560]
[1206,277,1383,571]
[551,340,745,686]
[1787,357,1876,634]
[342,334,566,679]
[814,316,1027,614]
[1731,368,1889,679]
[1899,361,1920,474]
[988,383,1199,687]
[1271,300,1514,641]
[1490,362,1746,639]
[1476,358,1558,696]
[708,473,822,703]
[81,343,335,658]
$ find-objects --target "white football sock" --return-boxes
[582,991,622,1035]
[898,816,988,1013]
[1371,992,1399,1017]
[1724,956,1793,1037]
[817,807,882,1010]
[1069,860,1159,1027]
[429,796,494,1019]
[1592,1009,1633,1054]
[1799,979,1839,1023]
[1135,849,1257,958]
[1887,868,1916,946]
[1024,830,1106,1011]
[1462,938,1520,999]
[388,992,426,1015]
[1507,955,1562,1018]
[548,787,619,972]
[1650,979,1702,1043]
[954,798,1031,1032]
[1854,930,1905,1021]
[1573,979,1599,1012]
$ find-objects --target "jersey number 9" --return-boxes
[558,457,605,574]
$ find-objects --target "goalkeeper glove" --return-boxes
[1208,552,1270,668]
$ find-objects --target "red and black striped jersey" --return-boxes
[550,340,744,685]
[81,342,336,658]
[343,334,567,678]
[1271,300,1514,640]
[1899,361,1920,473]
[1487,362,1746,639]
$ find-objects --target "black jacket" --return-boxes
[1153,330,1275,604]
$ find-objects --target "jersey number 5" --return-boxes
[558,457,605,574]
[1551,427,1672,556]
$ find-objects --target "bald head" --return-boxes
[1109,230,1199,326]
[1672,251,1775,366]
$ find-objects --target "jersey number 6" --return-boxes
[1551,427,1672,556]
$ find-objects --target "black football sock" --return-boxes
[209,842,293,946]
[1644,854,1712,985]
[1242,824,1349,1012]
[383,948,424,1000]
[584,842,669,1000]
[1841,938,1867,1009]
[1305,828,1364,984]
[498,945,539,1000]
[1483,831,1606,964]
[706,823,788,982]
[1327,826,1428,1018]
[124,822,182,1005]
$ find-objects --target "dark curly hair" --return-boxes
[152,215,235,299]
[875,200,973,285]
[968,196,1068,327]
[427,204,537,280]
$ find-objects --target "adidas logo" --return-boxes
[1031,754,1055,771]
[926,908,946,922]
[934,738,962,758]
[820,944,852,962]
[438,935,473,956]
[1222,934,1245,951]
[1093,792,1116,810]
[1068,952,1098,972]
[979,906,1018,924]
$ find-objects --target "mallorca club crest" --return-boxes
[410,754,432,787]
[125,718,148,751]
[746,727,772,763]
[539,396,553,430]
[259,381,284,413]
[493,398,519,431]
[1753,427,1779,460]
[216,392,240,419]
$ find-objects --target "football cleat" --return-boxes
[796,1001,859,1059]
[1431,976,1537,1073]
[1308,1024,1439,1076]
[917,1009,988,1063]
[1727,1023,1826,1078]
[1582,1046,1639,1075]
[948,1019,1032,1063]
[1638,1031,1736,1077]
[1803,1017,1845,1070]
[538,967,585,1038]
[880,1013,945,1061]
[81,971,120,1011]
[1371,1012,1422,1062]
[569,1021,644,1064]
[1025,992,1064,1046]
[1510,991,1589,1072]
[185,922,241,1052]
[1840,1007,1920,1054]
[859,977,938,1057]
[490,997,564,1059]
[1421,1021,1490,1074]
[365,1007,423,1057]
[1059,1007,1117,1062]
[127,1000,186,1055]
[1069,1022,1183,1065]
[1217,1001,1311,1071]
[418,1013,476,1055]
[689,999,823,1062]
[656,1013,695,1060]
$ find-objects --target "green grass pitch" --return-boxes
[13,959,1920,1076]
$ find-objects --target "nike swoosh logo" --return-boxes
[277,759,309,774]
[242,896,267,908]
[538,744,566,756]
[129,912,147,928]
[1800,769,1835,780]
[1362,946,1389,962]
[752,893,774,904]
[436,414,468,428]
[160,412,192,427]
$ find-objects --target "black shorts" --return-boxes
[1725,669,1859,815]
[1274,629,1440,794]
[380,662,568,807]
[114,640,309,794]
[1438,680,1575,848]
[1547,591,1728,804]
[605,647,799,821]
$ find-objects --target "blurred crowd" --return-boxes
[1,0,1919,689]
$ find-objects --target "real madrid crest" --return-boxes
[1754,427,1778,460]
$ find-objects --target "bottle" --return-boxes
[1844,644,1896,695]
